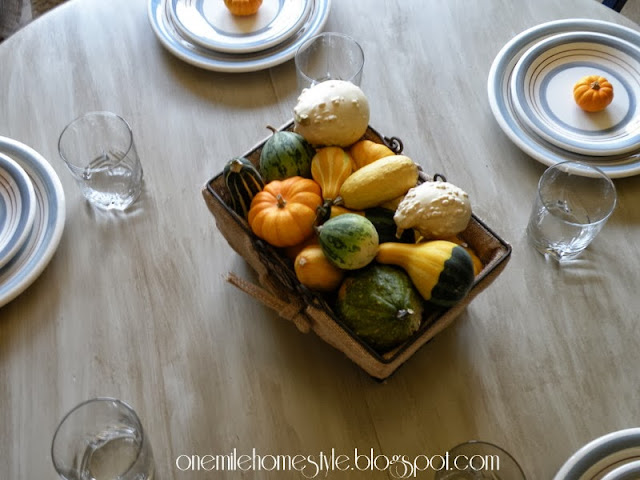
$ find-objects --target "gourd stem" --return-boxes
[266,125,278,135]
[590,81,601,90]
[275,194,287,208]
[396,308,414,319]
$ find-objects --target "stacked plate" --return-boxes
[147,0,331,73]
[0,137,65,308]
[488,19,640,178]
[554,428,640,480]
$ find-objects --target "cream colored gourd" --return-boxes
[339,155,419,210]
[394,181,471,239]
[293,80,370,147]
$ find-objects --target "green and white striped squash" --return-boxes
[259,126,315,182]
[317,213,379,270]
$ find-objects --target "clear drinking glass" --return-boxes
[51,398,155,480]
[526,161,616,261]
[435,441,526,479]
[58,111,143,211]
[294,32,364,91]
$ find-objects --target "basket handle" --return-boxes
[226,272,312,334]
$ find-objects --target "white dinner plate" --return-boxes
[554,428,640,480]
[0,137,65,309]
[601,460,640,480]
[488,18,640,178]
[0,152,36,268]
[510,31,640,156]
[169,0,312,54]
[148,0,331,73]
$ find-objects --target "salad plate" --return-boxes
[0,152,36,268]
[554,428,640,480]
[510,31,640,157]
[148,0,331,72]
[169,0,313,54]
[488,18,640,178]
[0,137,65,308]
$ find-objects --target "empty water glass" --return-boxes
[51,398,155,480]
[294,32,364,91]
[58,111,143,211]
[526,161,616,261]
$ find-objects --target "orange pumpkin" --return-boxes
[248,176,322,247]
[310,147,354,203]
[573,75,614,112]
[224,0,262,16]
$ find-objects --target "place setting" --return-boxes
[0,137,65,308]
[488,18,640,178]
[147,0,332,72]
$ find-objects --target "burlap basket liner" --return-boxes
[202,121,511,380]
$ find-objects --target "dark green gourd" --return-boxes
[223,157,264,219]
[336,264,424,352]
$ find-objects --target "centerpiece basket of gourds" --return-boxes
[202,81,511,380]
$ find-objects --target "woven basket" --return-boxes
[202,121,511,379]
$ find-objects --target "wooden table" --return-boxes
[2,0,640,478]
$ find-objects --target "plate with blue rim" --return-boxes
[148,0,331,72]
[488,18,640,178]
[0,152,36,269]
[510,30,640,157]
[0,137,65,309]
[554,428,640,480]
[168,0,313,54]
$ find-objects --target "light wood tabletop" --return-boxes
[2,0,640,478]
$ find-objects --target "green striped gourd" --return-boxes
[259,126,315,182]
[317,213,379,270]
[223,157,265,219]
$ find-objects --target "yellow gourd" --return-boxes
[294,245,345,292]
[573,75,614,112]
[311,147,354,204]
[224,0,262,15]
[339,155,419,210]
[349,140,395,169]
[376,241,475,306]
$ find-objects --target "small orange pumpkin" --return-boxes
[248,176,322,247]
[310,147,354,204]
[573,75,614,112]
[224,0,262,16]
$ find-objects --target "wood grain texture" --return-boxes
[1,0,640,478]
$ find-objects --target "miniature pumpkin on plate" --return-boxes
[248,176,322,247]
[224,0,262,16]
[573,75,614,112]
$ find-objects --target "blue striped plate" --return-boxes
[554,428,640,480]
[0,137,65,308]
[169,0,313,54]
[488,19,640,178]
[511,31,640,157]
[148,0,330,72]
[0,152,35,268]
